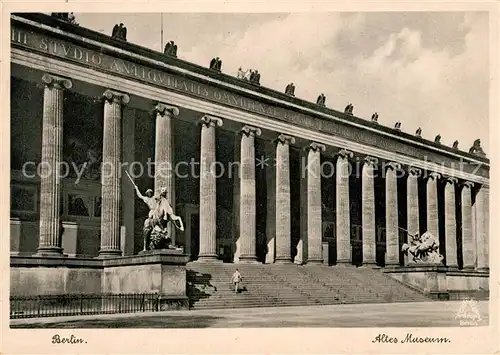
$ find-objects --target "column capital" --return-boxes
[307,142,326,152]
[155,103,179,117]
[276,134,295,145]
[364,156,378,166]
[336,149,354,159]
[428,172,442,181]
[386,161,402,171]
[103,89,130,104]
[42,73,72,90]
[241,125,261,137]
[444,176,458,185]
[461,180,474,189]
[200,115,223,128]
[408,167,422,177]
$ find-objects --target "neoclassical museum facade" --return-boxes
[10,13,489,288]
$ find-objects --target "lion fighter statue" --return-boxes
[127,172,184,251]
[401,230,444,264]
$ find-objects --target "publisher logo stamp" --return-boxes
[455,298,482,326]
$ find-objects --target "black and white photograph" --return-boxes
[3,3,499,354]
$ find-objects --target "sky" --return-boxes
[73,12,490,154]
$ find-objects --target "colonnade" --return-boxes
[34,72,489,271]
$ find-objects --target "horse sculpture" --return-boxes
[402,231,444,264]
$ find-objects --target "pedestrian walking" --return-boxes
[231,268,242,293]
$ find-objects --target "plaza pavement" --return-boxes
[10,301,489,328]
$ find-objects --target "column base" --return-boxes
[274,257,292,264]
[385,262,400,267]
[336,259,352,266]
[307,259,323,265]
[36,247,64,256]
[463,265,476,271]
[196,255,220,262]
[360,262,377,267]
[237,256,259,263]
[97,249,122,258]
[446,265,459,271]
[476,267,489,273]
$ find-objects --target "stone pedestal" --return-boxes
[238,125,261,263]
[61,221,78,257]
[362,156,378,265]
[336,149,353,264]
[306,142,325,264]
[385,162,401,266]
[198,116,223,261]
[322,242,329,265]
[37,74,72,256]
[275,134,294,263]
[99,90,129,258]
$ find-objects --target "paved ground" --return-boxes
[10,301,488,328]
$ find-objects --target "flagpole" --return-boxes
[160,13,164,51]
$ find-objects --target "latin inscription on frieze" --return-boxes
[10,25,489,177]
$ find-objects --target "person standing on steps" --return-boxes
[232,269,242,293]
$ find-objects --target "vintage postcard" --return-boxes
[1,1,498,354]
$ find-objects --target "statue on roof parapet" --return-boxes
[209,57,222,72]
[164,41,178,58]
[469,139,486,157]
[415,127,422,137]
[452,140,459,149]
[434,134,441,144]
[371,112,378,123]
[285,83,296,96]
[316,94,326,106]
[112,23,127,41]
[250,70,261,85]
[51,12,78,25]
[344,103,353,115]
[394,122,401,131]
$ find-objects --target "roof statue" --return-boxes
[209,57,222,72]
[371,112,378,123]
[469,139,486,157]
[415,127,422,137]
[394,121,401,130]
[237,67,245,80]
[112,23,127,41]
[316,94,326,106]
[251,70,261,85]
[452,140,459,149]
[164,41,178,57]
[434,134,441,144]
[344,103,353,115]
[285,83,295,96]
[402,231,444,265]
[51,13,78,25]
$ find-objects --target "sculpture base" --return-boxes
[383,265,489,300]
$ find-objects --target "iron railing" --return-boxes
[10,293,187,319]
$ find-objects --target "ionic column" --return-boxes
[461,181,475,269]
[239,125,261,262]
[335,149,353,264]
[99,90,129,258]
[385,162,401,266]
[444,177,458,268]
[307,142,326,264]
[475,185,489,271]
[406,167,421,265]
[198,115,223,261]
[37,73,72,256]
[362,156,378,265]
[275,134,295,263]
[426,172,441,238]
[154,103,179,244]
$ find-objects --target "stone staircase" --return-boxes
[186,262,430,310]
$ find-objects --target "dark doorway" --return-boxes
[190,214,200,261]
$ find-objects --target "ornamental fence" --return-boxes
[10,293,189,319]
